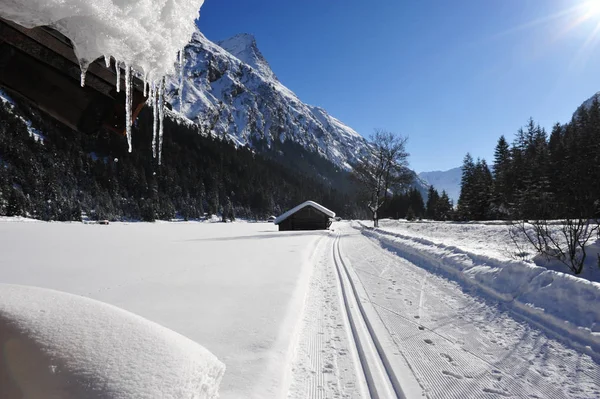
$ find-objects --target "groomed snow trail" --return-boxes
[288,233,367,399]
[289,229,423,399]
[335,222,600,399]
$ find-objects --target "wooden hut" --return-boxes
[274,201,335,231]
[0,17,146,135]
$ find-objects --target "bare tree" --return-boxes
[352,130,412,227]
[509,218,599,275]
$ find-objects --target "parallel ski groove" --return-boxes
[332,233,400,398]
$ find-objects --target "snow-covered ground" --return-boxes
[375,219,600,283]
[341,222,600,398]
[0,219,327,399]
[0,284,225,399]
[1,218,599,398]
[292,220,600,398]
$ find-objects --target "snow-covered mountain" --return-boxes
[418,167,462,204]
[575,91,600,117]
[165,29,370,170]
[217,34,278,82]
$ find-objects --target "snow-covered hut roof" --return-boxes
[274,201,335,225]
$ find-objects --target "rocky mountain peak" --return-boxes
[217,33,278,82]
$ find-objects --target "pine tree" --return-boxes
[492,135,511,218]
[408,188,425,218]
[457,153,475,220]
[436,190,453,221]
[406,205,416,221]
[425,185,440,220]
[515,120,551,219]
[472,159,493,220]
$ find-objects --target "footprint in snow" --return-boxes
[440,353,453,363]
[442,370,463,379]
[482,387,511,397]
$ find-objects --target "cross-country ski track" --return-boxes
[289,222,600,398]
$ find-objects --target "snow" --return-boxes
[340,221,600,398]
[0,283,224,398]
[217,34,278,82]
[0,89,45,144]
[0,220,327,399]
[363,220,600,355]
[376,219,600,282]
[287,234,367,399]
[274,200,335,225]
[0,218,599,398]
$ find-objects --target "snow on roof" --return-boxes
[274,200,335,224]
[1,0,206,159]
[0,0,205,81]
[0,284,225,398]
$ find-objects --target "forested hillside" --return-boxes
[457,98,600,221]
[0,93,363,221]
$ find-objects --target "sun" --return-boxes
[574,0,600,55]
[583,0,600,20]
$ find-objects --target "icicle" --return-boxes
[104,55,111,68]
[149,81,154,107]
[143,74,148,97]
[116,60,121,93]
[152,81,158,159]
[79,59,90,87]
[179,48,185,113]
[158,78,165,165]
[125,64,132,153]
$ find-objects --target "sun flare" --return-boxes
[584,0,600,18]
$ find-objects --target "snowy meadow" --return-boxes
[0,219,328,399]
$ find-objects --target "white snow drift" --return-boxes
[0,283,225,399]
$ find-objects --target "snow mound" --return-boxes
[0,0,205,81]
[0,284,225,399]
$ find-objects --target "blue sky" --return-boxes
[198,0,600,173]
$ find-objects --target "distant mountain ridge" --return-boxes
[418,167,462,204]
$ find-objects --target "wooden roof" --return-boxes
[0,17,147,135]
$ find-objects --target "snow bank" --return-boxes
[358,223,600,355]
[0,284,225,398]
